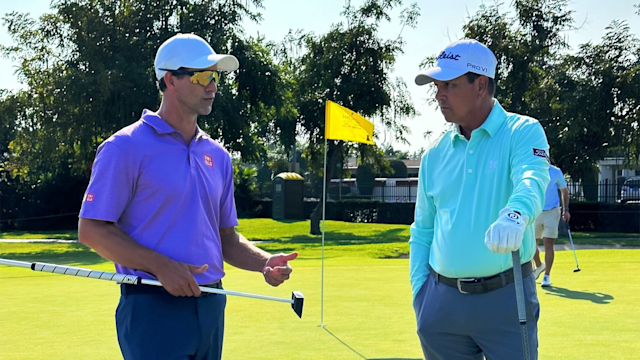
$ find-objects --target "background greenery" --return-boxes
[1,0,639,232]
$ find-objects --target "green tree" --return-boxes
[438,0,639,183]
[356,164,375,196]
[462,0,574,118]
[383,143,409,159]
[387,159,408,178]
[1,0,297,222]
[284,0,419,234]
[233,163,259,216]
[547,20,640,185]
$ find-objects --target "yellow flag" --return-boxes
[325,100,375,145]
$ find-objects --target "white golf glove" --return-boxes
[485,208,528,254]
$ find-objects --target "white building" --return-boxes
[596,157,640,202]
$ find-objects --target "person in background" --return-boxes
[533,156,571,286]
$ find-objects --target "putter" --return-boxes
[511,250,530,360]
[0,258,304,318]
[567,228,581,273]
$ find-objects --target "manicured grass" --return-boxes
[0,230,79,240]
[2,219,638,258]
[0,241,639,359]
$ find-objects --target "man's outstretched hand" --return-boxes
[263,252,298,287]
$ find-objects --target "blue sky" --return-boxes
[1,0,639,152]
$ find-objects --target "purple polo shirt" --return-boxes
[79,109,239,284]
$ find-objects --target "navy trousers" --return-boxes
[414,272,539,360]
[116,285,226,360]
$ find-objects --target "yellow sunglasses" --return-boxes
[162,69,220,86]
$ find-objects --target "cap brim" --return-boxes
[415,67,467,86]
[185,54,240,72]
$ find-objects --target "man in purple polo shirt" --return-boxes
[78,33,297,360]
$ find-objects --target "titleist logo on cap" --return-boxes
[414,39,498,85]
[437,51,461,61]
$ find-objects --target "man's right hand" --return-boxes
[153,259,208,297]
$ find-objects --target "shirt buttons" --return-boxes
[468,169,473,173]
[469,150,474,154]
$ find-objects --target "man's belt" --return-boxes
[431,261,533,294]
[121,280,223,295]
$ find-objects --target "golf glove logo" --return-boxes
[485,208,528,254]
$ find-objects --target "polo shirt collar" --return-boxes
[450,123,465,144]
[479,100,507,137]
[449,99,507,144]
[141,109,210,141]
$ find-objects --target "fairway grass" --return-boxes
[0,245,639,359]
[2,218,639,247]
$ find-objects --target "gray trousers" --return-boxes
[413,272,539,360]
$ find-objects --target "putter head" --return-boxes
[291,291,304,318]
[574,269,581,272]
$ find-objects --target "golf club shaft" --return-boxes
[0,258,293,304]
[567,228,581,269]
[139,278,292,303]
[511,250,531,360]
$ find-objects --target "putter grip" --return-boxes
[31,262,140,285]
[510,251,527,323]
[511,250,531,360]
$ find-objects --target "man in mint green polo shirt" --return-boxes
[410,39,550,359]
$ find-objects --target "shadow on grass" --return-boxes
[323,327,421,360]
[0,230,79,240]
[257,228,408,245]
[542,286,614,304]
[0,243,107,266]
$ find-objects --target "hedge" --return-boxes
[250,199,639,233]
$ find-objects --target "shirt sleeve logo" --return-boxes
[204,154,213,167]
[533,148,547,158]
[85,193,95,202]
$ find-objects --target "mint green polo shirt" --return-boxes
[409,100,550,297]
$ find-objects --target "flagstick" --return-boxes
[320,136,328,328]
[320,100,374,328]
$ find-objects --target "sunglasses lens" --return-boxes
[189,71,220,86]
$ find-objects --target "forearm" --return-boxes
[220,228,270,272]
[508,169,549,221]
[78,218,170,275]
[410,156,435,298]
[561,188,570,210]
[409,237,432,298]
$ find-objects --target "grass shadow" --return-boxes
[0,243,107,267]
[259,228,409,245]
[322,327,422,360]
[542,286,614,304]
[0,229,79,240]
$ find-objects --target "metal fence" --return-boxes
[566,180,635,203]
[326,178,418,202]
[259,178,636,204]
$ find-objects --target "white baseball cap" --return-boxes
[154,33,240,79]
[415,39,497,86]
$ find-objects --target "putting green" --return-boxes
[0,249,638,359]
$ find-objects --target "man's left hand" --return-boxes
[263,252,298,286]
[485,208,528,254]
